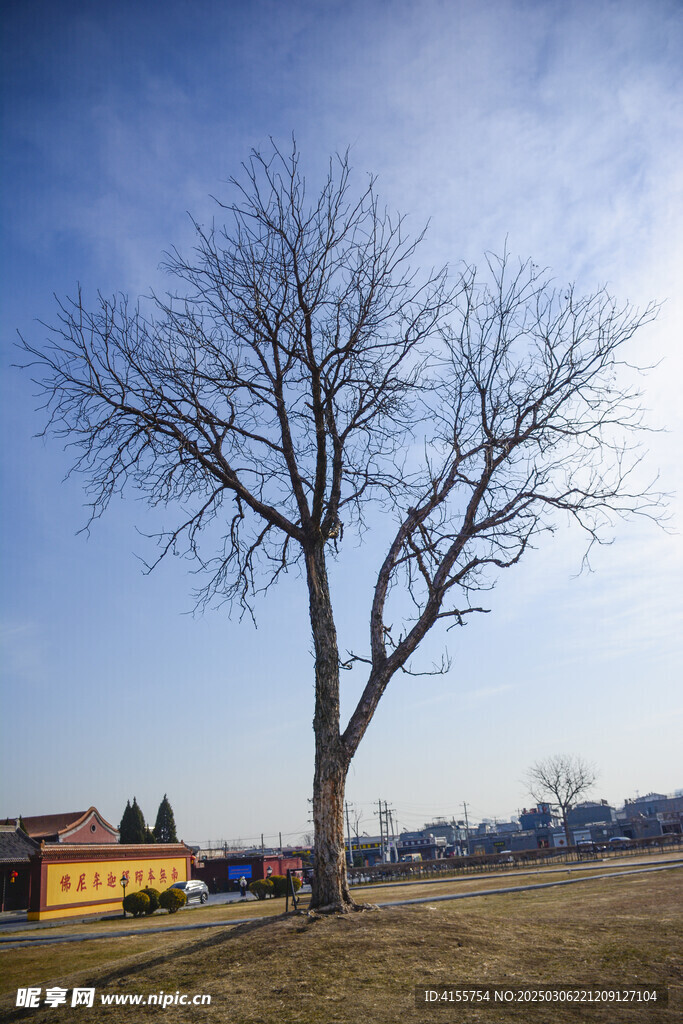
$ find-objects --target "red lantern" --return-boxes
[9,871,18,884]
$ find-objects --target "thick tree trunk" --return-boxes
[306,541,354,911]
[311,741,353,911]
[562,810,573,850]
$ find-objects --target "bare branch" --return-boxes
[341,254,662,759]
[525,754,599,845]
[18,140,663,910]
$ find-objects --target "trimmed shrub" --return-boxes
[123,891,150,917]
[140,887,160,914]
[269,874,302,898]
[248,879,274,900]
[159,887,186,914]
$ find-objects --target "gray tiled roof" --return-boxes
[0,826,40,863]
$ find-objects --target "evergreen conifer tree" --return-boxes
[153,794,178,843]
[130,797,147,843]
[119,798,148,844]
[119,800,133,843]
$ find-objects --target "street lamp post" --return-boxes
[120,874,128,917]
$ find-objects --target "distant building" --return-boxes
[551,831,571,849]
[619,816,664,840]
[344,835,384,866]
[423,819,470,855]
[508,831,546,852]
[398,830,447,860]
[492,820,522,834]
[519,805,560,831]
[658,812,683,836]
[470,834,514,855]
[623,793,670,815]
[618,793,683,837]
[567,801,616,828]
[0,825,40,911]
[423,820,457,845]
[622,793,683,818]
[193,853,303,891]
[475,821,497,835]
[7,808,119,844]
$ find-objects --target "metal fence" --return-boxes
[347,833,683,886]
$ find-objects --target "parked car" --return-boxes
[607,836,632,847]
[169,880,209,904]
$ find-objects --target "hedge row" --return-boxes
[247,875,302,900]
[123,886,186,916]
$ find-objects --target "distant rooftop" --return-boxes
[628,793,668,803]
[0,825,40,863]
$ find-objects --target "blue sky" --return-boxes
[1,0,681,847]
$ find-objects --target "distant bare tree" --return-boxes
[526,754,598,846]
[20,140,659,910]
[345,803,366,865]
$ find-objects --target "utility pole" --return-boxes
[279,831,282,856]
[451,816,463,857]
[345,802,353,867]
[387,805,397,862]
[462,802,471,856]
[378,799,386,862]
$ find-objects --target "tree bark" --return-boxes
[311,744,353,910]
[562,809,572,849]
[306,540,354,911]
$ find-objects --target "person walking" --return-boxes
[239,875,247,898]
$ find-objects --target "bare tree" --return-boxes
[20,141,659,911]
[345,803,366,866]
[526,755,598,846]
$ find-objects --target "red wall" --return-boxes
[63,819,118,844]
[195,855,303,888]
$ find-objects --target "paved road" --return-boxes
[0,886,313,933]
[0,890,257,934]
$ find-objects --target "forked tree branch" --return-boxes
[19,142,663,800]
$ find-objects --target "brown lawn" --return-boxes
[1,867,681,1023]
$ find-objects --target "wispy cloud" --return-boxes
[408,682,515,711]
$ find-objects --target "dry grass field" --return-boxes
[1,865,681,1023]
[1,854,675,948]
